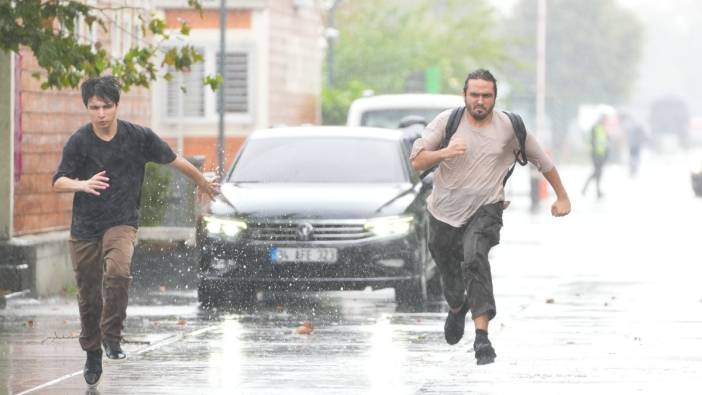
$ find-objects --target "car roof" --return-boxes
[346,94,464,126]
[349,94,464,111]
[249,126,405,141]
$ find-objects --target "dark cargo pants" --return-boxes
[68,225,137,351]
[428,202,503,321]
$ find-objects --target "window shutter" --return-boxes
[216,52,249,113]
[165,54,205,117]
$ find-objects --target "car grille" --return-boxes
[246,220,372,242]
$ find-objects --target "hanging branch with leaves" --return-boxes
[0,0,222,91]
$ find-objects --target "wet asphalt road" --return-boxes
[2,153,702,394]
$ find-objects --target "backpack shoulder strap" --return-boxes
[502,111,528,165]
[501,111,529,186]
[441,106,465,149]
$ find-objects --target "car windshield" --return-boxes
[360,108,449,128]
[229,137,407,183]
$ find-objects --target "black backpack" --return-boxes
[426,106,529,186]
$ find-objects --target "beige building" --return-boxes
[152,0,323,171]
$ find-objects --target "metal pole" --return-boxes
[530,0,547,213]
[217,0,227,178]
[0,52,14,240]
[177,72,184,155]
[326,0,340,87]
[536,0,546,137]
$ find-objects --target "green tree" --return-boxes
[323,0,507,123]
[139,162,171,226]
[505,0,643,151]
[0,0,221,91]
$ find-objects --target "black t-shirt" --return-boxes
[53,120,177,240]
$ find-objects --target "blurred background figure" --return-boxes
[582,115,609,198]
[619,112,648,177]
[648,96,691,150]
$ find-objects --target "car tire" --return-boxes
[692,173,702,197]
[228,284,257,307]
[198,280,220,309]
[198,280,257,309]
[395,278,426,310]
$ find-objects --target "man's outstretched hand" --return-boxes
[82,170,110,196]
[198,178,221,201]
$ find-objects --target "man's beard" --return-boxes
[468,103,494,120]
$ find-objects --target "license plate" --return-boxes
[271,247,338,263]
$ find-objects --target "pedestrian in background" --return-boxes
[52,76,219,387]
[410,69,571,365]
[581,115,609,198]
[620,112,647,177]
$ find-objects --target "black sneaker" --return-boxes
[102,339,126,360]
[83,349,103,387]
[444,302,470,345]
[474,336,497,365]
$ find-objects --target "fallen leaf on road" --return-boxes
[296,320,314,335]
[26,320,34,328]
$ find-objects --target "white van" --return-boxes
[346,94,464,128]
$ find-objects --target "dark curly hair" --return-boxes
[463,69,497,97]
[80,76,121,107]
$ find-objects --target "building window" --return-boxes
[111,10,122,59]
[161,47,253,121]
[165,51,206,117]
[216,52,249,114]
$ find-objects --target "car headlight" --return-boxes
[365,215,414,237]
[203,216,247,239]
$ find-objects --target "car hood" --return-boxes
[208,182,419,219]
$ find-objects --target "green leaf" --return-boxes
[162,47,178,66]
[187,0,204,17]
[203,74,224,92]
[1,0,210,91]
[94,56,107,74]
[179,21,191,36]
[84,15,96,27]
[148,18,166,35]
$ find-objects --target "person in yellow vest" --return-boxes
[581,115,609,198]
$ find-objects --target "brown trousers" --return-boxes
[69,225,137,351]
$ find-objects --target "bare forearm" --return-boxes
[53,176,85,193]
[411,149,447,172]
[542,167,569,199]
[53,170,109,196]
[170,156,208,188]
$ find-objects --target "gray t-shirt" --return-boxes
[410,109,554,227]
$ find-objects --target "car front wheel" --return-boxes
[198,278,256,309]
[394,277,427,310]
